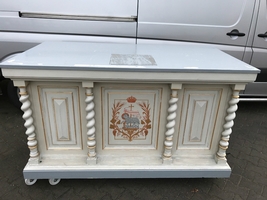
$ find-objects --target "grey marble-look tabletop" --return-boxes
[0,41,260,74]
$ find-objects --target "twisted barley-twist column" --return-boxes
[216,89,240,164]
[19,86,39,164]
[85,87,97,164]
[163,89,179,163]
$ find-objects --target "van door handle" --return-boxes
[226,29,245,37]
[258,32,267,38]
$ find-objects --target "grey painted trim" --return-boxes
[0,65,260,74]
[23,169,231,179]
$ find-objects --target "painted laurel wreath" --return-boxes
[110,101,151,141]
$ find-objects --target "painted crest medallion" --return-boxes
[109,96,151,141]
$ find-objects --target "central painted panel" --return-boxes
[101,85,163,150]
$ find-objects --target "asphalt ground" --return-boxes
[0,81,267,200]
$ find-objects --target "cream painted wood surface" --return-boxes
[25,82,236,167]
[28,82,87,159]
[38,86,82,150]
[178,87,223,150]
[0,42,260,184]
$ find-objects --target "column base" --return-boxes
[87,157,97,165]
[28,157,40,165]
[215,155,227,165]
[162,157,173,164]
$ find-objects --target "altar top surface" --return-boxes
[0,41,260,74]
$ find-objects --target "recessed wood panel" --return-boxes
[38,86,82,150]
[177,88,222,149]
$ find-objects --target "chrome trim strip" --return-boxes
[19,12,137,22]
[239,98,267,101]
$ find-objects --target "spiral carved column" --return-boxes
[83,82,97,164]
[163,83,181,164]
[19,86,40,164]
[216,89,240,164]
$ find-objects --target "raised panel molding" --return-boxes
[177,88,222,149]
[189,100,208,142]
[38,86,82,150]
[53,98,71,141]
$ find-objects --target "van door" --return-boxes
[138,0,255,47]
[245,0,267,96]
[0,0,137,37]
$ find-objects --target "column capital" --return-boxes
[82,81,94,88]
[171,83,182,90]
[231,84,246,91]
[13,80,28,87]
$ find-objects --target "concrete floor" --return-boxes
[0,81,267,200]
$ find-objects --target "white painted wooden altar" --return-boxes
[0,42,259,185]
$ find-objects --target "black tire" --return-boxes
[7,80,22,109]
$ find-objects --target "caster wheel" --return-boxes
[25,179,37,185]
[48,178,61,185]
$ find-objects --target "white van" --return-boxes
[0,0,266,106]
